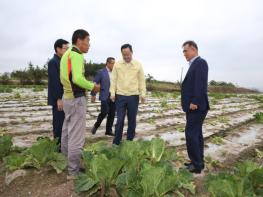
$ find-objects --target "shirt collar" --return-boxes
[106,66,111,72]
[54,54,61,60]
[189,55,199,66]
[72,45,82,54]
[121,59,134,65]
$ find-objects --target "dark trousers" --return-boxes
[113,95,139,145]
[94,98,116,133]
[185,110,208,170]
[52,105,65,146]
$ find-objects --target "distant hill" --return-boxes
[146,75,260,94]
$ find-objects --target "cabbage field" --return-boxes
[0,88,263,196]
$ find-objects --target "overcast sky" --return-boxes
[0,0,262,91]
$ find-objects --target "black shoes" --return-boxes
[184,162,205,174]
[79,167,86,173]
[184,162,205,169]
[184,162,192,167]
[91,126,115,136]
[187,164,202,174]
[91,126,97,135]
[105,132,115,136]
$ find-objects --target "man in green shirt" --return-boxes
[60,29,100,178]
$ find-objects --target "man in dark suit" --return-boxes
[90,57,116,136]
[47,39,69,148]
[181,41,210,173]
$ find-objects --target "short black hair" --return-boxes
[182,40,198,50]
[54,39,69,52]
[121,43,133,52]
[106,57,115,64]
[72,29,90,45]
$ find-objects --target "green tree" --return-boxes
[84,61,105,78]
[11,62,47,85]
[0,72,11,85]
[146,74,154,83]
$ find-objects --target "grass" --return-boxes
[254,112,263,123]
[211,136,224,145]
[167,103,177,109]
[146,118,156,124]
[0,84,46,91]
[160,99,168,108]
[158,98,177,110]
[204,155,222,171]
[217,116,230,124]
[209,98,218,106]
[176,126,185,133]
[0,128,8,134]
[0,86,13,93]
[208,93,237,107]
[207,120,217,126]
[171,91,180,99]
[208,92,235,100]
[14,92,21,99]
[20,117,26,122]
[33,86,44,92]
[151,91,168,98]
[153,109,162,114]
[255,149,263,159]
[147,81,180,92]
[249,95,263,103]
[151,91,180,100]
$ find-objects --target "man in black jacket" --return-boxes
[181,41,210,173]
[47,39,69,148]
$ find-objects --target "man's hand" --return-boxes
[140,97,146,104]
[92,83,100,93]
[190,103,198,110]
[110,96,115,102]
[57,99,63,111]
[91,96,96,103]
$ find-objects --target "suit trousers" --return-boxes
[185,110,208,170]
[94,98,116,133]
[52,105,65,146]
[113,95,139,145]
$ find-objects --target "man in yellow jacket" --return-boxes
[110,44,146,145]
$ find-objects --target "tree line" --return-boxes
[0,62,242,92]
[0,61,106,85]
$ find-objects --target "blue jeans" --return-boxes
[113,95,139,145]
